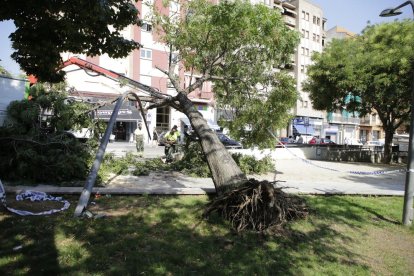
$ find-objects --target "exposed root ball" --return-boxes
[203,179,308,232]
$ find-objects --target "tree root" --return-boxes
[203,179,308,233]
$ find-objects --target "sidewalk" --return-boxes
[3,143,407,196]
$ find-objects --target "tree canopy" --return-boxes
[0,0,141,82]
[303,20,414,162]
[0,65,13,77]
[0,82,95,182]
[151,0,299,148]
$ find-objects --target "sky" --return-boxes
[0,0,412,76]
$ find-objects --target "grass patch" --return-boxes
[1,195,413,275]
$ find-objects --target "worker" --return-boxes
[134,123,145,157]
[163,125,180,163]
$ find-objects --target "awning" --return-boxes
[96,104,142,122]
[293,124,314,135]
[180,117,221,130]
[325,125,338,134]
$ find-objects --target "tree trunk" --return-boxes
[176,93,247,194]
[384,127,394,164]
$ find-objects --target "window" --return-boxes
[306,12,309,21]
[156,106,170,132]
[317,17,320,25]
[302,11,306,19]
[141,22,152,32]
[167,79,174,88]
[313,16,316,24]
[305,31,309,39]
[140,49,152,60]
[372,114,377,124]
[312,33,316,41]
[317,35,320,42]
[301,29,306,38]
[305,48,309,56]
[171,53,178,63]
[301,47,305,55]
[170,1,180,13]
[301,101,308,108]
[300,65,305,73]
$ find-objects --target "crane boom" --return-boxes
[62,57,170,99]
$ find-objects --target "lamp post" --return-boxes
[380,0,414,225]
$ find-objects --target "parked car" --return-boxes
[309,137,336,145]
[63,128,93,143]
[297,134,314,144]
[346,138,363,146]
[277,137,295,147]
[157,131,168,146]
[363,140,384,148]
[217,133,242,149]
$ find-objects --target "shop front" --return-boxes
[96,103,143,142]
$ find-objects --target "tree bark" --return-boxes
[176,93,247,194]
[384,127,394,164]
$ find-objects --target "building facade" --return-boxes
[65,0,376,145]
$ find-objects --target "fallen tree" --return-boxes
[4,0,309,231]
[146,0,307,231]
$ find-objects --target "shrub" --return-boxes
[173,142,274,177]
[0,82,96,183]
[231,153,274,175]
[0,132,94,183]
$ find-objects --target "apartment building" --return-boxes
[280,0,327,139]
[326,26,356,43]
[62,0,328,143]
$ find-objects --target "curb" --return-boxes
[4,186,217,195]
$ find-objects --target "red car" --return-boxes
[309,137,336,145]
[276,137,295,147]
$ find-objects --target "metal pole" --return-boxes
[380,0,414,225]
[403,69,414,225]
[74,95,125,217]
[402,1,414,226]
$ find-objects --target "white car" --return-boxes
[347,139,363,146]
[364,141,384,147]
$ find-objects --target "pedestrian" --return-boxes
[134,122,145,157]
[297,134,304,144]
[163,125,180,163]
[344,137,349,145]
[152,127,158,147]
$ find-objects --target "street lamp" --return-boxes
[380,0,414,226]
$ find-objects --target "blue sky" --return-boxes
[0,0,412,76]
[311,0,412,33]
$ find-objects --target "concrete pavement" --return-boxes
[4,142,407,196]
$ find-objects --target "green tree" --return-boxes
[149,0,299,193]
[303,21,414,163]
[0,82,96,182]
[0,0,141,82]
[0,65,13,77]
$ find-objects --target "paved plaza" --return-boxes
[4,142,407,196]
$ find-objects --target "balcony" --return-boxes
[283,15,296,27]
[282,2,296,12]
[327,113,360,125]
[359,116,371,125]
